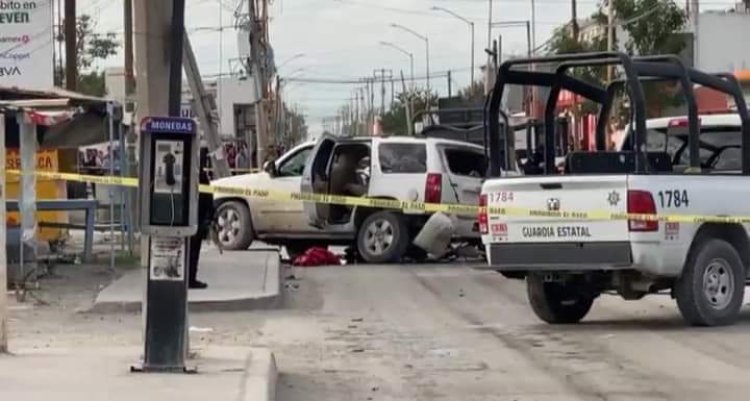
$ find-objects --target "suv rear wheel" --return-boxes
[357,211,410,264]
[215,201,254,251]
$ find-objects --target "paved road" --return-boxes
[8,258,750,400]
[270,264,750,401]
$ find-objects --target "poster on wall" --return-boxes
[0,0,54,90]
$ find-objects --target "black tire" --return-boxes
[215,201,254,251]
[675,239,745,327]
[356,211,410,264]
[526,274,595,324]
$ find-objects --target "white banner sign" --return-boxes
[0,0,53,89]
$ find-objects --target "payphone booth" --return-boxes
[136,116,199,372]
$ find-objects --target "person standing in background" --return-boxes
[187,148,214,289]
[236,142,250,172]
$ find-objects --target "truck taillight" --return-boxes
[478,194,488,234]
[425,173,442,203]
[627,190,658,232]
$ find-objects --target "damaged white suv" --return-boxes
[212,135,486,263]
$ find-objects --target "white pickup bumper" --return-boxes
[481,241,685,277]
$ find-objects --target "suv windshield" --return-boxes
[646,126,741,171]
[379,143,427,173]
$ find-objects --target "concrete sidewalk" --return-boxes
[0,347,277,401]
[91,248,282,312]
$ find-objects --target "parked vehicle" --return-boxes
[212,135,487,262]
[478,52,750,326]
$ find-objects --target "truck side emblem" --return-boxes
[547,198,560,211]
[607,191,621,207]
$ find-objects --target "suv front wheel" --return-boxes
[215,201,254,251]
[357,211,410,264]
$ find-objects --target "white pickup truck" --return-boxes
[481,113,750,326]
[480,52,750,326]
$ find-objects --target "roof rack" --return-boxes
[486,51,750,176]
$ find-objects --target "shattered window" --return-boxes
[443,148,487,178]
[379,143,427,173]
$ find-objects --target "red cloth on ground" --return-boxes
[292,247,342,267]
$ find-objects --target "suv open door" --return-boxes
[301,134,338,228]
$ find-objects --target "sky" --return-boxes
[81,0,740,135]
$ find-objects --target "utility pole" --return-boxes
[0,113,6,353]
[123,0,137,250]
[571,0,579,43]
[607,0,614,82]
[400,70,413,136]
[380,72,385,116]
[134,0,172,267]
[183,33,231,178]
[373,69,393,116]
[167,0,186,116]
[370,79,375,134]
[64,0,76,90]
[447,70,452,98]
[248,0,271,166]
[690,0,699,68]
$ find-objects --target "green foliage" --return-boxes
[457,80,485,102]
[77,70,107,97]
[283,105,308,146]
[56,14,120,96]
[547,14,609,115]
[74,14,119,70]
[613,0,687,116]
[546,0,688,118]
[380,88,437,135]
[613,0,687,56]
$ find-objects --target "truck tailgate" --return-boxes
[483,175,629,244]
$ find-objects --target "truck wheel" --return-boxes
[357,211,409,264]
[215,201,254,251]
[675,239,744,327]
[526,274,595,324]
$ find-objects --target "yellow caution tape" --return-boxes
[7,170,750,224]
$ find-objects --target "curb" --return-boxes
[88,250,282,313]
[241,348,278,401]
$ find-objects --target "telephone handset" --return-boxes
[163,152,177,186]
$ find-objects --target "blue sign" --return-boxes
[141,116,197,135]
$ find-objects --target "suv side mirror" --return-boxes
[264,160,277,177]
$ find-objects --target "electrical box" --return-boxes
[139,117,199,237]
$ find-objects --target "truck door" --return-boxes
[301,135,338,228]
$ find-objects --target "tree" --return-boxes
[380,88,437,135]
[547,15,610,117]
[457,80,485,102]
[614,0,687,57]
[282,105,308,146]
[546,0,687,118]
[613,0,687,116]
[56,14,120,96]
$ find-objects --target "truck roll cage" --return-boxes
[486,51,750,177]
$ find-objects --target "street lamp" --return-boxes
[379,41,415,90]
[277,53,305,70]
[431,6,475,85]
[390,23,430,96]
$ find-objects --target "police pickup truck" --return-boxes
[478,52,750,327]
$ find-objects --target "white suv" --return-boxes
[212,135,487,262]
